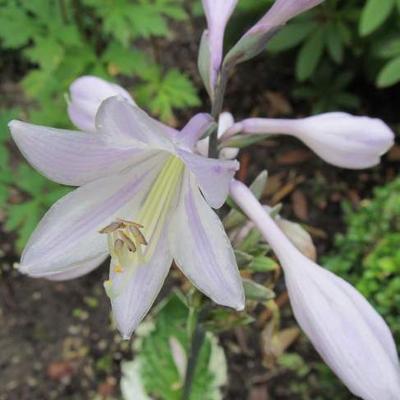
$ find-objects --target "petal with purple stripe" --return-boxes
[169,173,244,310]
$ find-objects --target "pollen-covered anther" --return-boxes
[100,218,148,255]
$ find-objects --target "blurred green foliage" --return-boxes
[0,0,200,249]
[324,177,400,342]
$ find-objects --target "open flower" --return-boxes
[230,179,400,400]
[224,112,394,169]
[9,97,244,338]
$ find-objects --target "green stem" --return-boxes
[181,305,211,400]
[208,67,229,158]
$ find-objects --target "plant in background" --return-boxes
[0,0,200,249]
[4,1,400,399]
[325,177,400,343]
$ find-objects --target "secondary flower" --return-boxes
[9,97,244,338]
[68,75,136,133]
[199,0,238,97]
[230,179,400,400]
[224,0,324,67]
[197,111,239,159]
[224,112,394,169]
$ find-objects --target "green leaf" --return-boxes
[136,68,199,123]
[267,22,317,52]
[243,279,275,301]
[326,24,344,64]
[359,0,394,36]
[377,56,400,87]
[128,292,227,400]
[0,5,38,48]
[296,29,325,81]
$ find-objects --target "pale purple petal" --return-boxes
[46,254,108,281]
[230,179,400,400]
[176,113,214,150]
[224,0,323,67]
[202,0,238,90]
[227,113,394,169]
[19,153,166,277]
[284,260,400,400]
[177,148,239,208]
[169,173,244,310]
[95,96,174,151]
[256,0,324,29]
[9,120,143,186]
[68,75,136,133]
[109,234,172,339]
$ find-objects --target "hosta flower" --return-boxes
[68,75,136,133]
[197,111,239,159]
[230,179,400,400]
[9,97,244,338]
[224,0,324,67]
[199,0,238,96]
[224,112,394,169]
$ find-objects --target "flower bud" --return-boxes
[68,75,135,132]
[200,0,238,96]
[224,0,324,67]
[227,112,394,169]
[230,179,400,400]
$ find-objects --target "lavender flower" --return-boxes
[224,112,394,169]
[9,96,244,338]
[199,0,238,97]
[230,179,400,400]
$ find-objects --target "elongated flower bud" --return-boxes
[224,0,324,68]
[68,75,135,133]
[225,112,394,169]
[230,180,400,400]
[199,0,238,97]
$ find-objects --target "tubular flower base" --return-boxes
[230,179,400,400]
[225,112,394,169]
[9,97,245,339]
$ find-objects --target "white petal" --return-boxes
[20,153,166,277]
[68,75,136,133]
[176,113,214,150]
[109,234,172,339]
[169,173,244,310]
[9,120,142,186]
[284,258,400,400]
[96,97,174,151]
[177,148,239,208]
[46,253,108,281]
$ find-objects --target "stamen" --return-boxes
[114,238,125,254]
[128,225,148,246]
[116,218,144,229]
[119,232,137,252]
[99,221,124,234]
